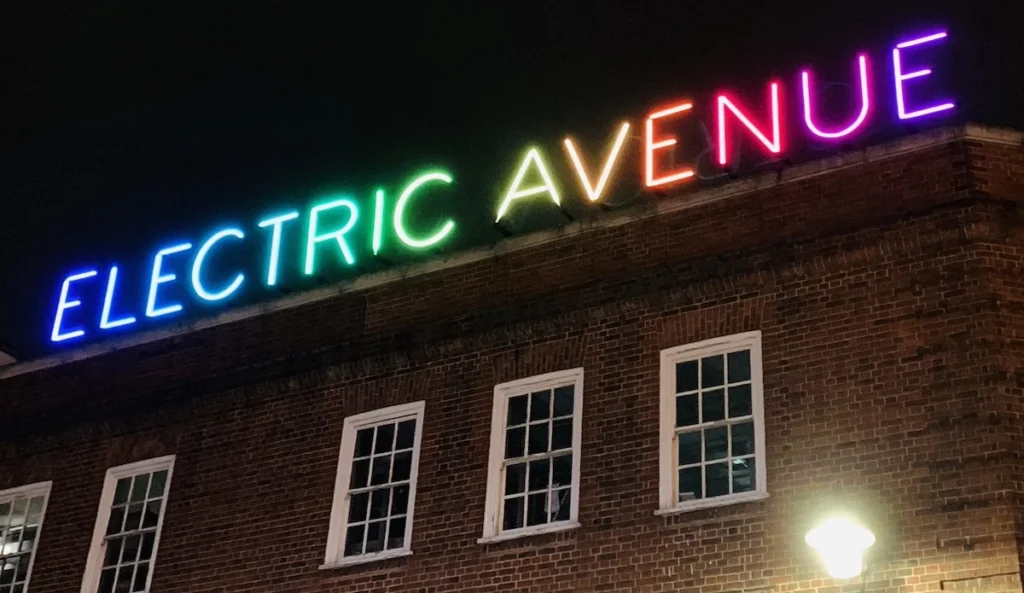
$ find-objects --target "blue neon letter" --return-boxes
[146,243,193,317]
[305,197,360,275]
[191,228,246,301]
[100,266,137,329]
[51,270,98,342]
[257,211,299,286]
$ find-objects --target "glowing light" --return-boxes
[393,172,456,249]
[644,103,694,188]
[258,211,299,286]
[305,197,359,274]
[146,243,193,318]
[100,266,137,329]
[495,148,561,222]
[716,82,783,166]
[373,189,385,255]
[564,122,631,201]
[191,228,246,301]
[801,54,871,139]
[805,517,876,579]
[51,270,98,342]
[892,31,954,119]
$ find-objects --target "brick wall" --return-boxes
[2,129,1024,593]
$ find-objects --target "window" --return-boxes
[323,401,425,567]
[480,368,583,542]
[659,331,767,513]
[80,456,174,593]
[0,482,51,593]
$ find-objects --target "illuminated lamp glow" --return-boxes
[373,189,385,255]
[394,172,456,249]
[645,103,694,188]
[495,148,561,222]
[805,517,876,579]
[716,82,783,166]
[51,269,98,342]
[100,266,137,329]
[146,243,193,318]
[564,121,631,201]
[191,228,246,301]
[305,197,360,274]
[257,211,299,286]
[801,54,871,139]
[892,31,954,119]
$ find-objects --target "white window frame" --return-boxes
[480,368,584,543]
[80,456,175,593]
[658,331,767,514]
[0,481,53,593]
[322,401,425,568]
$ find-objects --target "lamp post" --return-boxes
[805,517,876,579]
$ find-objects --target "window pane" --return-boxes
[114,564,133,593]
[706,462,730,498]
[149,471,168,499]
[129,475,150,503]
[19,526,36,553]
[369,489,391,520]
[113,479,131,505]
[354,428,375,458]
[124,503,144,532]
[387,517,407,549]
[103,538,123,567]
[25,497,44,524]
[552,454,572,488]
[505,463,526,495]
[553,488,571,521]
[677,431,702,466]
[98,568,116,593]
[131,563,149,592]
[553,385,574,418]
[526,492,548,526]
[551,418,573,450]
[702,389,725,423]
[349,459,371,489]
[675,361,698,393]
[391,485,410,516]
[701,355,724,388]
[529,391,551,421]
[528,458,550,492]
[9,501,25,527]
[733,458,756,493]
[678,467,702,501]
[348,492,369,523]
[527,422,549,455]
[14,556,28,582]
[0,558,14,584]
[139,532,156,562]
[365,521,386,553]
[374,424,396,454]
[142,500,161,529]
[343,524,365,556]
[727,350,751,383]
[370,455,391,486]
[507,395,528,426]
[705,427,728,461]
[504,427,526,459]
[395,420,416,450]
[122,534,141,564]
[502,497,524,530]
[732,422,756,456]
[391,451,413,482]
[728,384,752,418]
[676,394,698,427]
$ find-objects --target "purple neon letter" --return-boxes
[892,31,955,120]
[801,54,871,139]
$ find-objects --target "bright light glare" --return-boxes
[805,517,876,579]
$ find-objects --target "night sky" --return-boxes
[3,1,1022,359]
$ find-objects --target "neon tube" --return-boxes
[257,211,299,287]
[100,266,137,329]
[394,172,456,249]
[564,122,631,201]
[305,197,360,274]
[373,190,385,255]
[892,31,954,119]
[146,243,193,318]
[644,103,694,188]
[801,54,871,139]
[191,228,246,301]
[51,270,98,342]
[716,82,783,166]
[495,148,561,222]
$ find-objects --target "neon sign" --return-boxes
[49,29,956,344]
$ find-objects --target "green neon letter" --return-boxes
[191,228,246,301]
[393,172,456,249]
[258,211,299,286]
[305,197,359,274]
[495,147,561,222]
[373,189,385,255]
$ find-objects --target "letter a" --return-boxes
[495,148,561,222]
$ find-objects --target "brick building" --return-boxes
[1,124,1022,593]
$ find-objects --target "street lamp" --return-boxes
[805,516,876,579]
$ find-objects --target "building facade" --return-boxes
[1,125,1023,593]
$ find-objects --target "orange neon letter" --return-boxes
[564,122,631,202]
[716,82,783,166]
[644,103,694,188]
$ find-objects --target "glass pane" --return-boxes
[727,350,751,383]
[0,559,13,584]
[551,454,572,488]
[527,422,549,454]
[505,463,526,495]
[113,479,132,505]
[140,532,156,562]
[728,384,752,418]
[553,488,571,521]
[354,428,375,458]
[369,489,391,520]
[142,500,162,529]
[130,475,150,503]
[14,585,24,593]
[374,424,396,454]
[675,394,698,427]
[706,462,730,498]
[701,355,724,388]
[526,492,548,526]
[676,360,698,393]
[349,459,371,489]
[9,501,25,527]
[553,385,574,418]
[391,451,412,482]
[131,563,149,592]
[103,538,123,567]
[124,504,144,532]
[702,389,725,423]
[370,455,391,486]
[98,568,117,593]
[365,520,386,553]
[343,524,365,556]
[149,471,168,499]
[551,418,573,450]
[502,497,524,530]
[348,492,369,523]
[528,458,550,492]
[395,420,416,450]
[391,485,410,516]
[19,526,36,553]
[678,467,702,501]
[732,422,756,456]
[0,502,8,522]
[504,427,525,459]
[122,534,141,564]
[705,427,728,461]
[387,517,407,549]
[13,557,27,582]
[677,431,702,466]
[114,564,133,593]
[507,395,528,426]
[733,458,756,493]
[25,497,44,524]
[529,391,551,421]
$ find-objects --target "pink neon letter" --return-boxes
[644,102,694,188]
[801,54,871,139]
[716,82,783,166]
[892,31,954,119]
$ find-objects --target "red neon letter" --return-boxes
[716,82,782,166]
[801,54,871,139]
[644,102,694,188]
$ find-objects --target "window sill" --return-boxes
[655,491,769,516]
[319,549,413,569]
[477,521,580,544]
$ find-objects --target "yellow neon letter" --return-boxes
[563,122,630,202]
[495,148,561,222]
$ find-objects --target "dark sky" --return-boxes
[2,1,1022,359]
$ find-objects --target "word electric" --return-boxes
[51,29,955,343]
